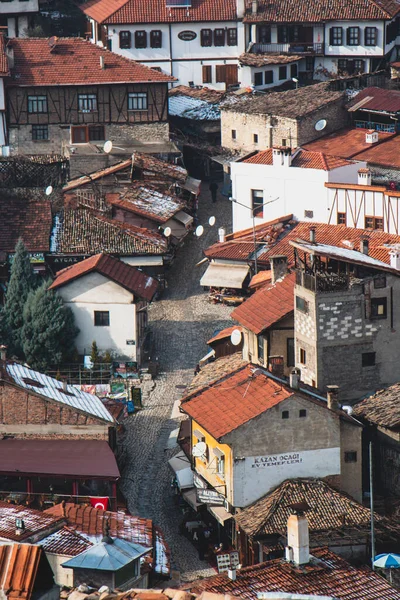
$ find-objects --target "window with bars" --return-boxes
[337,212,346,225]
[329,27,343,45]
[32,124,48,141]
[347,27,360,45]
[150,30,162,48]
[128,92,148,110]
[78,94,97,112]
[202,65,212,83]
[200,29,212,47]
[28,95,47,114]
[365,27,377,46]
[135,30,147,48]
[214,28,225,46]
[279,66,287,80]
[227,28,237,46]
[119,31,131,49]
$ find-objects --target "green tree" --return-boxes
[22,281,79,370]
[4,238,36,357]
[90,340,100,366]
[0,307,10,348]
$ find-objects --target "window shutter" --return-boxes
[329,28,334,45]
[346,27,351,45]
[202,65,212,84]
[216,64,226,83]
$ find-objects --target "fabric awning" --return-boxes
[168,451,194,490]
[208,505,233,525]
[182,488,203,511]
[200,262,250,289]
[165,427,180,450]
[174,210,194,227]
[182,176,201,195]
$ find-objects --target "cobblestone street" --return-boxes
[120,184,234,581]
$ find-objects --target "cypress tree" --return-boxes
[22,281,79,370]
[4,238,36,357]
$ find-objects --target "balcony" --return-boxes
[251,42,323,55]
[355,120,397,133]
[296,269,350,293]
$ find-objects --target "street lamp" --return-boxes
[229,196,278,274]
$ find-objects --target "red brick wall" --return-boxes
[0,383,110,439]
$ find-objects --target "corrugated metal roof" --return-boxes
[168,95,220,121]
[62,537,150,571]
[6,362,114,423]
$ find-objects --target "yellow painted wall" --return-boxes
[192,420,233,504]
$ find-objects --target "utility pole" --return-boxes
[369,441,375,570]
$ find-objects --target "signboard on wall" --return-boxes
[196,489,225,506]
[178,30,197,41]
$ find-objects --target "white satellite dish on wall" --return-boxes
[195,225,204,237]
[230,329,242,346]
[45,185,53,196]
[103,140,113,153]
[209,216,216,226]
[192,441,207,457]
[164,227,172,238]
[315,119,327,132]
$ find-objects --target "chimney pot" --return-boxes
[287,514,309,566]
[218,227,226,243]
[227,568,236,581]
[357,168,371,186]
[360,236,369,255]
[63,379,68,392]
[365,129,378,144]
[326,384,339,410]
[251,0,258,14]
[390,246,400,270]
[309,226,316,243]
[100,55,105,69]
[269,255,288,284]
[289,368,300,390]
[0,345,6,361]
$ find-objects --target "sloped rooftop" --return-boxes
[353,383,400,430]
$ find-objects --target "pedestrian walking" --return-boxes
[209,181,218,203]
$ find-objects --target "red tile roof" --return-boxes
[39,526,93,556]
[207,326,242,345]
[243,0,400,22]
[353,382,400,429]
[49,253,158,301]
[205,219,400,266]
[231,272,295,334]
[243,148,354,171]
[348,86,400,113]
[82,0,237,24]
[0,196,52,253]
[44,502,170,575]
[0,544,44,600]
[0,501,64,543]
[302,127,396,160]
[352,134,400,169]
[183,547,400,600]
[7,37,173,87]
[181,365,293,439]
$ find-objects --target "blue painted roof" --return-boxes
[61,537,151,571]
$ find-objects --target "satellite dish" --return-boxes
[164,226,172,238]
[45,185,53,196]
[192,441,207,457]
[209,216,216,226]
[230,329,242,346]
[315,119,327,132]
[103,140,113,154]
[195,225,204,237]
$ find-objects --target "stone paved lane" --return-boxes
[120,184,234,581]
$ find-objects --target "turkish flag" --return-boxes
[90,497,109,511]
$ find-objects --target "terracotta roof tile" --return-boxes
[243,148,354,170]
[207,326,242,345]
[0,544,43,600]
[53,207,167,255]
[239,53,302,67]
[353,383,400,429]
[181,365,293,439]
[185,352,248,396]
[39,526,93,556]
[0,501,64,542]
[303,127,396,160]
[231,272,295,334]
[49,253,158,301]
[243,0,400,22]
[205,219,400,266]
[0,195,52,253]
[82,0,237,24]
[7,37,173,87]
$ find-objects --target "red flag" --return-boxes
[90,497,109,511]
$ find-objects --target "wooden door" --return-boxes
[71,126,88,144]
[225,64,238,86]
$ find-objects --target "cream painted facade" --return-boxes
[55,272,144,362]
[230,151,365,232]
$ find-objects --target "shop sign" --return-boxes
[178,30,197,41]
[126,340,136,345]
[196,489,225,506]
[9,252,45,265]
[194,472,208,489]
[251,452,303,469]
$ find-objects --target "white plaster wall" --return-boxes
[324,20,385,57]
[0,0,38,14]
[239,61,300,90]
[230,160,364,232]
[233,447,341,506]
[46,554,73,587]
[56,273,137,360]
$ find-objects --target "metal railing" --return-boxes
[296,270,350,293]
[251,42,323,55]
[355,120,397,133]
[43,363,112,385]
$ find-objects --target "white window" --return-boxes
[128,92,148,111]
[78,94,97,112]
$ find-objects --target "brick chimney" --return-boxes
[285,513,310,566]
[269,255,288,284]
[326,385,340,410]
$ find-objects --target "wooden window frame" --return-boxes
[78,93,97,113]
[200,28,212,47]
[128,92,148,111]
[213,28,225,47]
[227,28,237,46]
[365,215,383,230]
[202,65,212,84]
[71,125,89,144]
[135,30,147,49]
[119,30,131,49]
[94,310,110,326]
[279,65,287,80]
[347,26,360,46]
[28,95,47,114]
[150,30,162,48]
[32,124,49,141]
[251,189,264,217]
[337,212,346,225]
[370,297,387,319]
[330,26,343,46]
[365,26,377,46]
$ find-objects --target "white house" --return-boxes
[49,253,158,365]
[81,0,244,89]
[230,146,366,232]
